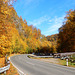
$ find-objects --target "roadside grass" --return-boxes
[28,55,52,59]
[0,54,20,75]
[30,57,51,59]
[28,55,75,68]
[58,59,66,66]
[58,59,75,67]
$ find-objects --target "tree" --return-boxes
[57,9,75,52]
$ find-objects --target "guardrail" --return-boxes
[0,64,10,74]
[0,55,10,74]
[0,57,10,74]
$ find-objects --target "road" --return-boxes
[10,54,75,75]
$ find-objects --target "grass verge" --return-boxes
[58,59,75,67]
[28,55,52,59]
[28,55,75,68]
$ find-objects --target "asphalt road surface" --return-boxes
[10,54,75,75]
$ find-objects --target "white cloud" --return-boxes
[25,0,34,5]
[28,14,65,36]
[25,0,40,6]
[44,15,65,36]
[49,20,52,22]
[28,16,50,26]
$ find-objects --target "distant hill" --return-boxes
[46,34,58,42]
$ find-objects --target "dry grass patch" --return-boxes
[6,63,19,75]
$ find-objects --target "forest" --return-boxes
[0,0,75,57]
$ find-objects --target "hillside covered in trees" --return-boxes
[0,0,56,57]
[0,0,75,57]
[46,34,58,53]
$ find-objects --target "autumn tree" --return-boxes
[0,0,15,56]
[57,9,75,52]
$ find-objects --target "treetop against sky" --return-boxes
[13,0,75,36]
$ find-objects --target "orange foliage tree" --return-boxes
[57,9,75,52]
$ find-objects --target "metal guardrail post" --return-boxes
[4,71,6,75]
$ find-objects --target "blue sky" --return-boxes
[13,0,75,36]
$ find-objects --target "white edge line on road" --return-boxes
[9,57,26,75]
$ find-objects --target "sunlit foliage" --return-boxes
[0,0,56,57]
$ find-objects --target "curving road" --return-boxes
[10,54,75,75]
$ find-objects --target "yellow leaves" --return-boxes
[1,5,8,14]
[1,35,6,40]
[0,0,57,55]
[0,35,11,55]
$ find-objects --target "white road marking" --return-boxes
[10,56,26,75]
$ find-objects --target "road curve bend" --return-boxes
[10,54,75,75]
